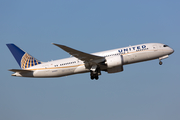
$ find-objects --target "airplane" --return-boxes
[6,43,174,80]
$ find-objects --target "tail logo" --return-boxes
[21,53,41,69]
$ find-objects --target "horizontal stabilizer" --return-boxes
[9,69,33,73]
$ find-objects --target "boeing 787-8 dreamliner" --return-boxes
[6,43,174,80]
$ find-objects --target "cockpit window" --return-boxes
[163,45,169,47]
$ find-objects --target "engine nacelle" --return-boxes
[105,55,124,73]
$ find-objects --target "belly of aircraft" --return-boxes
[33,68,77,78]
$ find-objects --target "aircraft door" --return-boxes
[153,45,158,51]
[44,64,50,73]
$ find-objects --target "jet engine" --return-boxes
[105,55,124,73]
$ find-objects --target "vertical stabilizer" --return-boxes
[6,44,41,69]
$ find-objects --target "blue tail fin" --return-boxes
[6,44,42,69]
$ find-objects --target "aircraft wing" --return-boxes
[52,43,105,64]
[9,69,33,73]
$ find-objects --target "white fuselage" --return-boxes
[13,43,174,78]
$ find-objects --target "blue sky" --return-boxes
[0,0,180,120]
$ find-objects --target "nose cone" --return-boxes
[169,47,174,55]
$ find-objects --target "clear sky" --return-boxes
[0,0,180,120]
